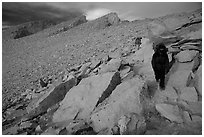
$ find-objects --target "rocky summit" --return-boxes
[2,8,202,135]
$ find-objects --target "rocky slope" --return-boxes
[3,20,57,40]
[2,9,202,135]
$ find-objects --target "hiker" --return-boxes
[151,43,169,90]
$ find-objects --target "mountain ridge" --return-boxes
[2,9,202,133]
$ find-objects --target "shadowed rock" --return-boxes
[90,77,147,133]
[26,78,77,119]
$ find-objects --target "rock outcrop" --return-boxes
[2,8,202,135]
[90,77,147,133]
[175,50,199,63]
[167,70,192,91]
[49,15,87,36]
[27,78,77,118]
[3,20,57,40]
[52,72,121,123]
[156,103,183,123]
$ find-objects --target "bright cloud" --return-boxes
[118,11,145,21]
[85,8,112,20]
[85,8,144,21]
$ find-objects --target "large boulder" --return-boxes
[183,111,202,129]
[121,71,135,82]
[52,72,121,123]
[176,60,197,72]
[156,103,183,123]
[175,50,198,63]
[119,66,131,78]
[183,111,192,123]
[167,70,192,91]
[126,38,155,81]
[184,101,202,116]
[138,63,155,82]
[184,29,202,40]
[159,86,178,102]
[107,12,120,25]
[129,38,154,64]
[190,115,202,128]
[26,78,77,117]
[180,87,198,102]
[98,58,122,74]
[90,77,147,133]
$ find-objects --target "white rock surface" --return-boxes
[19,121,32,129]
[90,59,101,69]
[125,113,146,135]
[185,29,202,39]
[119,66,131,78]
[118,115,130,135]
[180,87,198,102]
[131,38,154,64]
[138,63,155,82]
[35,125,42,132]
[156,103,183,123]
[183,113,202,129]
[191,115,202,127]
[41,127,59,135]
[167,70,192,91]
[121,71,135,81]
[184,101,202,116]
[168,53,172,62]
[52,72,121,123]
[160,86,178,102]
[175,50,198,63]
[183,111,191,123]
[176,60,196,71]
[99,58,121,73]
[90,77,146,132]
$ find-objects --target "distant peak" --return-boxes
[104,12,119,18]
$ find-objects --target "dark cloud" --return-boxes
[2,2,83,26]
[41,2,202,21]
[2,2,201,26]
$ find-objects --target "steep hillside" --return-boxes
[2,20,57,40]
[2,9,202,135]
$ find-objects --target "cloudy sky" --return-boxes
[2,2,201,27]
